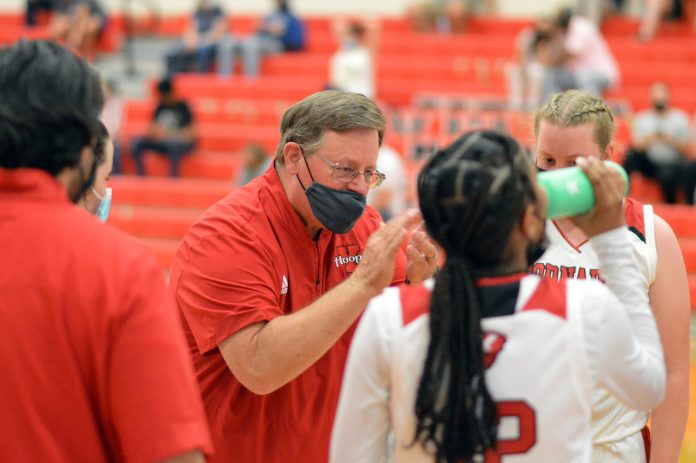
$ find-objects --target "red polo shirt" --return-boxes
[170,164,407,462]
[0,169,212,463]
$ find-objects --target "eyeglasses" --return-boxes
[312,152,386,189]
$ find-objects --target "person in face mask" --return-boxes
[328,20,375,98]
[78,120,113,222]
[169,89,440,463]
[0,40,212,463]
[624,81,692,204]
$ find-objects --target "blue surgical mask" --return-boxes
[93,187,112,222]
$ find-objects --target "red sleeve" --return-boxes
[109,252,213,463]
[172,229,281,355]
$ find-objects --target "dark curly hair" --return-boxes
[413,130,537,462]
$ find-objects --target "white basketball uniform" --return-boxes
[331,229,664,463]
[532,198,658,463]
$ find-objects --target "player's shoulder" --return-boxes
[363,281,433,332]
[623,197,649,242]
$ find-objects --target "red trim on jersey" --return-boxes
[552,220,588,253]
[476,273,527,287]
[520,278,568,319]
[641,425,651,462]
[623,197,646,237]
[400,284,431,326]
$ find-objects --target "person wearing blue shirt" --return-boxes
[217,0,306,78]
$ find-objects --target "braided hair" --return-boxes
[534,89,614,153]
[413,130,537,463]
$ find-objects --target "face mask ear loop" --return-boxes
[297,144,316,190]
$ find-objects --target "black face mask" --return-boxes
[297,156,366,234]
[652,101,667,112]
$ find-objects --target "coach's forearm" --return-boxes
[219,277,380,395]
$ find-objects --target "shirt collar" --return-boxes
[0,168,70,203]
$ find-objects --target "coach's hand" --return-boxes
[405,222,440,285]
[352,209,422,297]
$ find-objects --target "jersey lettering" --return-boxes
[484,401,537,463]
[533,262,604,283]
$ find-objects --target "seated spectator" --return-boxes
[130,78,196,177]
[49,0,107,60]
[556,7,620,96]
[235,143,272,187]
[166,0,227,75]
[506,17,575,111]
[100,78,123,175]
[624,81,692,203]
[26,0,55,26]
[405,0,494,33]
[638,0,675,42]
[217,0,305,78]
[328,20,376,98]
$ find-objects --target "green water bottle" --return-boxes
[538,161,629,219]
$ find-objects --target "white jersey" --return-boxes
[331,229,664,463]
[533,198,658,461]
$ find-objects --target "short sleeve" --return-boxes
[171,230,282,355]
[331,290,397,463]
[109,252,212,463]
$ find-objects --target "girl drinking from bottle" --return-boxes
[533,89,689,463]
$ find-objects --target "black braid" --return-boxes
[413,130,536,462]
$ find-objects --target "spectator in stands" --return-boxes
[25,0,55,26]
[555,7,620,96]
[78,121,113,222]
[638,0,674,41]
[625,81,691,203]
[130,78,197,177]
[49,0,107,60]
[405,0,494,33]
[406,0,467,33]
[0,39,211,463]
[506,17,575,111]
[235,143,272,187]
[217,0,305,78]
[169,90,439,463]
[165,0,227,75]
[367,144,408,221]
[100,78,123,174]
[328,20,376,99]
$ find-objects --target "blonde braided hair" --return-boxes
[534,90,615,154]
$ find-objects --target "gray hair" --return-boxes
[275,90,385,164]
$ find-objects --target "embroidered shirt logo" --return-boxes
[334,244,363,275]
[281,275,288,295]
